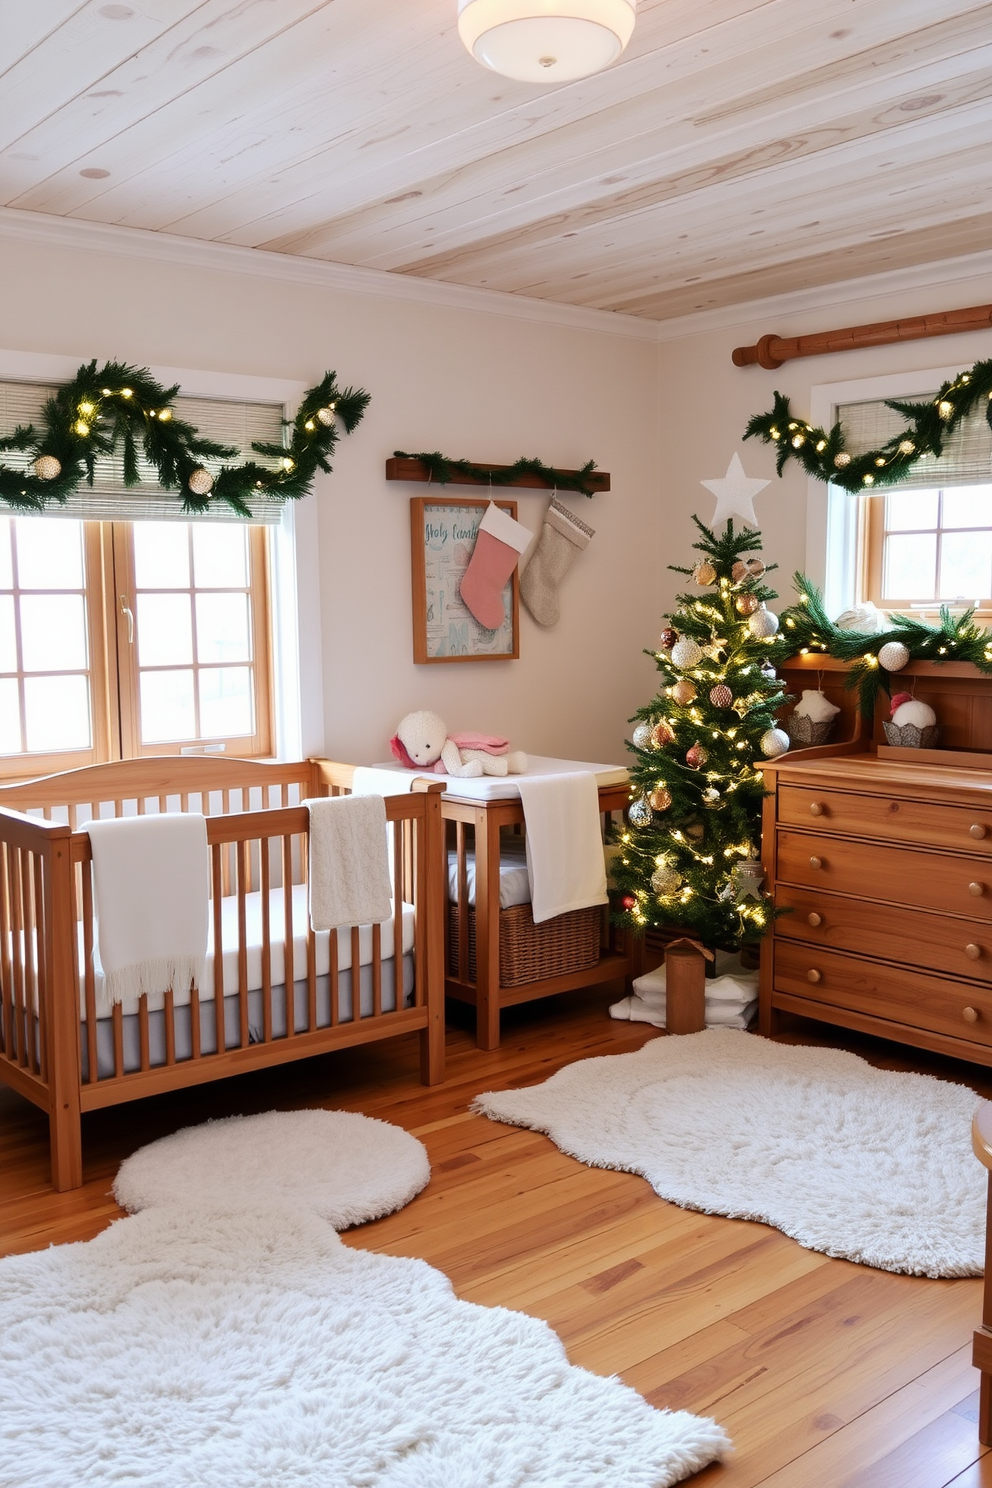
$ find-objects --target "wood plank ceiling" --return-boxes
[1,0,990,322]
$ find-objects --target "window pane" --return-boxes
[883,533,936,599]
[0,521,11,590]
[199,667,252,737]
[0,678,20,753]
[23,675,90,751]
[133,522,190,589]
[195,593,250,664]
[192,524,248,588]
[0,595,15,672]
[939,530,992,600]
[137,594,193,666]
[19,595,87,671]
[140,669,196,742]
[15,517,84,588]
[884,490,939,532]
[941,486,992,529]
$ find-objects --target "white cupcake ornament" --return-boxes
[793,689,841,723]
[891,697,936,729]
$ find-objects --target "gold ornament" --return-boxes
[187,467,214,497]
[31,455,62,481]
[316,405,336,426]
[693,561,717,586]
[651,720,675,747]
[670,679,697,706]
[834,451,852,468]
[709,684,733,708]
[735,593,759,615]
[648,786,672,811]
[651,862,682,896]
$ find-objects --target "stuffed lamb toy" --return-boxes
[390,709,527,778]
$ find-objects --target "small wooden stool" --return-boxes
[664,938,714,1035]
[972,1100,992,1445]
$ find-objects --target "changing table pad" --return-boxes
[371,755,628,802]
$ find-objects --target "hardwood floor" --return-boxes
[1,986,989,1486]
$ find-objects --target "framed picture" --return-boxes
[410,497,520,663]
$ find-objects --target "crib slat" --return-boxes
[0,845,12,1059]
[456,822,469,984]
[306,915,317,1033]
[10,848,27,1067]
[350,926,362,1024]
[190,982,201,1061]
[260,840,272,1044]
[33,852,47,1080]
[282,834,295,1039]
[237,839,250,1049]
[371,922,382,1019]
[138,995,150,1072]
[328,919,338,1027]
[112,1003,124,1079]
[211,843,224,1053]
[82,864,98,1085]
[164,988,176,1067]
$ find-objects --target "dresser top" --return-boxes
[764,751,992,801]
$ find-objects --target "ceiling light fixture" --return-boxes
[457,0,636,82]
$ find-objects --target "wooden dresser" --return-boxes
[759,753,992,1065]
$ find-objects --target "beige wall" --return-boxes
[655,265,992,623]
[0,230,660,766]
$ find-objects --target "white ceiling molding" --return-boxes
[653,247,992,344]
[0,206,659,344]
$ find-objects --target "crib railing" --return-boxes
[0,757,445,1191]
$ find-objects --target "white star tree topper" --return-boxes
[701,453,770,529]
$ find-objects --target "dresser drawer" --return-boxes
[778,784,992,853]
[776,829,992,920]
[774,940,992,1048]
[774,885,992,983]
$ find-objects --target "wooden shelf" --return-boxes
[385,456,610,492]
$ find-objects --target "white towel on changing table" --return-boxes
[516,771,608,925]
[86,813,209,1006]
[306,795,392,931]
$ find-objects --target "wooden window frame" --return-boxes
[864,487,992,620]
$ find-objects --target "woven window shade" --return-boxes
[837,392,992,491]
[0,381,287,523]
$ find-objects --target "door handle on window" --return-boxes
[119,594,134,644]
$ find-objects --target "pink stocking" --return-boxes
[459,502,532,629]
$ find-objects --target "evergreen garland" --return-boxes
[0,361,370,518]
[780,574,992,719]
[742,356,992,494]
[393,450,599,496]
[612,516,793,950]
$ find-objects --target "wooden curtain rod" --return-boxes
[732,303,992,369]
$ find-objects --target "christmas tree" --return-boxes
[612,516,791,950]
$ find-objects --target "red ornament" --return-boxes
[659,628,677,650]
[685,742,708,769]
[620,894,637,911]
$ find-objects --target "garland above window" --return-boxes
[743,356,992,494]
[392,450,601,496]
[0,360,370,517]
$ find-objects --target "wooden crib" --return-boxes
[0,756,445,1191]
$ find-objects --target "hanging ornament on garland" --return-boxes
[0,360,369,517]
[671,637,703,669]
[878,640,910,672]
[670,679,697,705]
[685,742,709,769]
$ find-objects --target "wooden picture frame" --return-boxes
[410,496,520,664]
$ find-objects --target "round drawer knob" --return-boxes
[970,882,986,897]
[807,969,822,984]
[807,912,823,927]
[809,856,822,870]
[809,802,824,817]
[972,824,988,840]
[963,1006,980,1024]
[966,943,982,960]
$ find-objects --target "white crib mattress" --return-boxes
[76,883,415,1016]
[370,755,628,801]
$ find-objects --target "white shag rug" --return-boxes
[0,1205,729,1488]
[473,1029,986,1278]
[114,1108,431,1227]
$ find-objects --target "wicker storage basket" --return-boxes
[448,901,602,988]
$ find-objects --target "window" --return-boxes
[0,383,283,779]
[865,484,992,617]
